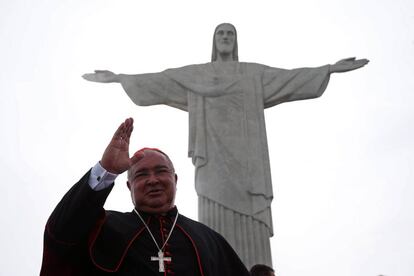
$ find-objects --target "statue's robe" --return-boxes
[40,170,249,275]
[119,61,331,267]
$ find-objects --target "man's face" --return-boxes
[127,150,177,214]
[214,23,236,55]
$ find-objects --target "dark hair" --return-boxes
[211,23,239,62]
[250,264,274,276]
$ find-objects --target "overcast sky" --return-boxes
[1,0,413,275]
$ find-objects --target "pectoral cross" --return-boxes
[151,250,171,272]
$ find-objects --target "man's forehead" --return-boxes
[134,150,172,169]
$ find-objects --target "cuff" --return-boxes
[88,162,118,191]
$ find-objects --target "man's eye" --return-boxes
[136,172,148,178]
[156,169,169,174]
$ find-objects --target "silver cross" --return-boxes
[151,250,171,272]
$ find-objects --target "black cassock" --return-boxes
[40,170,250,275]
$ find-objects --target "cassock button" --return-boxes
[97,176,101,181]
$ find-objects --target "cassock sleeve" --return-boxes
[119,70,189,111]
[40,170,113,275]
[262,65,331,108]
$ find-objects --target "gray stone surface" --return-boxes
[83,23,368,268]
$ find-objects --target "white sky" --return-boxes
[1,0,413,275]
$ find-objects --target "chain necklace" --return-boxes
[133,208,179,273]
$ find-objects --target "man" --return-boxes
[40,118,250,275]
[83,23,369,267]
[250,264,275,276]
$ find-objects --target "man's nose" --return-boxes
[146,172,159,184]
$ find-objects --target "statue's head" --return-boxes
[211,23,238,62]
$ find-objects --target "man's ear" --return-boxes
[174,173,178,185]
[127,181,131,190]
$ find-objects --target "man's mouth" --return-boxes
[147,189,163,196]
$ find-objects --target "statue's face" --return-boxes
[214,23,236,56]
[127,150,177,214]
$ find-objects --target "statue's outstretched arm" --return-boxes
[329,57,369,73]
[82,70,120,83]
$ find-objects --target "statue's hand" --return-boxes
[82,70,119,83]
[100,118,141,174]
[330,57,369,73]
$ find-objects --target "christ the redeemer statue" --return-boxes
[83,23,368,268]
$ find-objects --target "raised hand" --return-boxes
[82,70,119,83]
[100,118,141,174]
[330,57,369,73]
